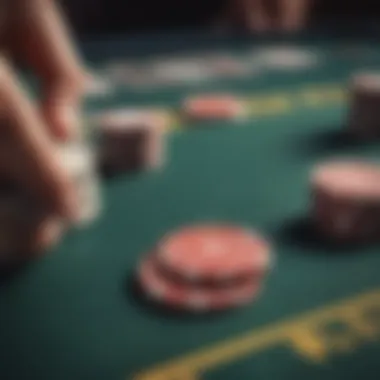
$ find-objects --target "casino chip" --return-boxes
[138,254,261,312]
[95,108,166,174]
[57,143,102,227]
[311,160,380,243]
[156,224,271,284]
[348,71,380,138]
[183,94,246,122]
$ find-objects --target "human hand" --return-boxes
[0,0,86,254]
[224,0,312,34]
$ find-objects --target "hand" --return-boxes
[277,0,312,33]
[223,0,312,34]
[0,0,86,254]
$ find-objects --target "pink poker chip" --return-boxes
[156,224,272,283]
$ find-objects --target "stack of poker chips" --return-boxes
[310,159,380,244]
[136,224,273,313]
[94,109,167,175]
[348,72,380,138]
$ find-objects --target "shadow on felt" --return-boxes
[293,127,374,158]
[98,161,146,182]
[275,216,378,255]
[124,272,245,322]
[0,260,29,287]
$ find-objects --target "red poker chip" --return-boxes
[138,255,260,312]
[183,94,245,121]
[156,224,271,284]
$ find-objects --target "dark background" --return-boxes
[61,0,380,37]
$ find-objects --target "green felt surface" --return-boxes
[0,34,380,380]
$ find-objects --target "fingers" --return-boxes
[0,195,64,259]
[41,79,83,142]
[8,0,86,141]
[217,0,311,34]
[0,57,77,220]
[277,0,312,33]
[246,0,272,33]
[237,0,272,33]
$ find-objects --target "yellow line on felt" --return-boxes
[87,83,346,131]
[132,288,380,380]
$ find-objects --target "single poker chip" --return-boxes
[57,143,102,227]
[183,94,246,121]
[156,224,271,284]
[138,254,260,312]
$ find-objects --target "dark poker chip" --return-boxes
[311,160,380,243]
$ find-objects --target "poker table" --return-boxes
[1,27,380,380]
